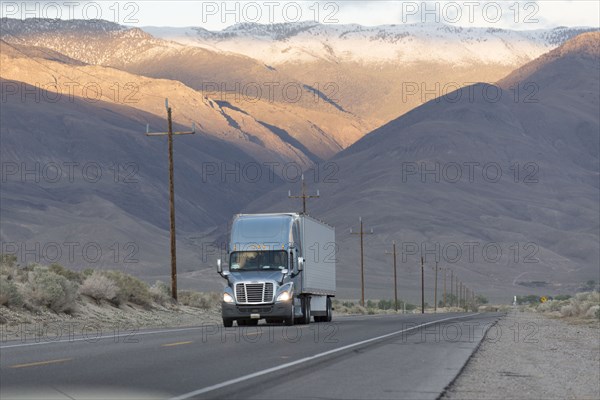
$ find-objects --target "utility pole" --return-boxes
[288,174,319,214]
[420,255,425,314]
[450,270,454,307]
[350,217,374,307]
[434,262,439,313]
[385,241,399,312]
[443,268,447,308]
[146,99,195,301]
[456,280,460,308]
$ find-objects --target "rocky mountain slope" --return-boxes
[0,19,371,162]
[247,32,600,302]
[147,22,596,125]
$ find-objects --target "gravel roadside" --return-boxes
[442,310,600,400]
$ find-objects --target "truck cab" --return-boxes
[217,213,335,327]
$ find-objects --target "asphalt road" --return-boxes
[0,312,502,400]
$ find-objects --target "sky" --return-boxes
[2,1,599,30]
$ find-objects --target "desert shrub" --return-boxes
[585,305,600,319]
[0,276,23,308]
[349,305,367,314]
[0,254,17,268]
[537,300,564,313]
[554,294,571,301]
[48,263,83,284]
[378,299,394,310]
[149,281,171,305]
[79,272,118,303]
[342,301,355,308]
[22,267,78,313]
[0,254,17,278]
[560,304,580,317]
[475,295,489,304]
[178,291,220,309]
[82,269,94,279]
[101,270,151,306]
[0,254,29,282]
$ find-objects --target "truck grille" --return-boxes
[235,282,274,304]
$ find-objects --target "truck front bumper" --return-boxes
[222,302,292,320]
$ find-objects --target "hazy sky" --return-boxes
[3,1,599,30]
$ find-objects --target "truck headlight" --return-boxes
[276,291,291,302]
[223,293,234,303]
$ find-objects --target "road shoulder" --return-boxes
[442,311,600,400]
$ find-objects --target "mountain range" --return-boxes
[1,19,598,302]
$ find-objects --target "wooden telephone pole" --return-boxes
[450,270,454,307]
[146,99,195,301]
[350,217,374,306]
[443,268,447,308]
[455,278,459,308]
[385,241,399,312]
[288,174,319,214]
[434,262,439,313]
[420,255,425,314]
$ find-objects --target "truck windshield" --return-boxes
[230,251,288,271]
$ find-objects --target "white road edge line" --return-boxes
[169,313,481,400]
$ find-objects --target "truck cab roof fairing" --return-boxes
[230,214,295,252]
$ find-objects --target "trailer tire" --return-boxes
[326,297,333,322]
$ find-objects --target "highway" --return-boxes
[0,312,501,400]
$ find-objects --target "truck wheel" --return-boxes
[284,304,294,326]
[303,297,311,324]
[223,319,233,327]
[326,297,333,322]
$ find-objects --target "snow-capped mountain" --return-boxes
[143,22,597,65]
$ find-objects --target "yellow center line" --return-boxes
[161,341,193,347]
[9,358,72,369]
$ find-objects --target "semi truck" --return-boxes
[217,213,336,327]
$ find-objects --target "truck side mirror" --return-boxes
[297,257,304,271]
[217,259,222,274]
